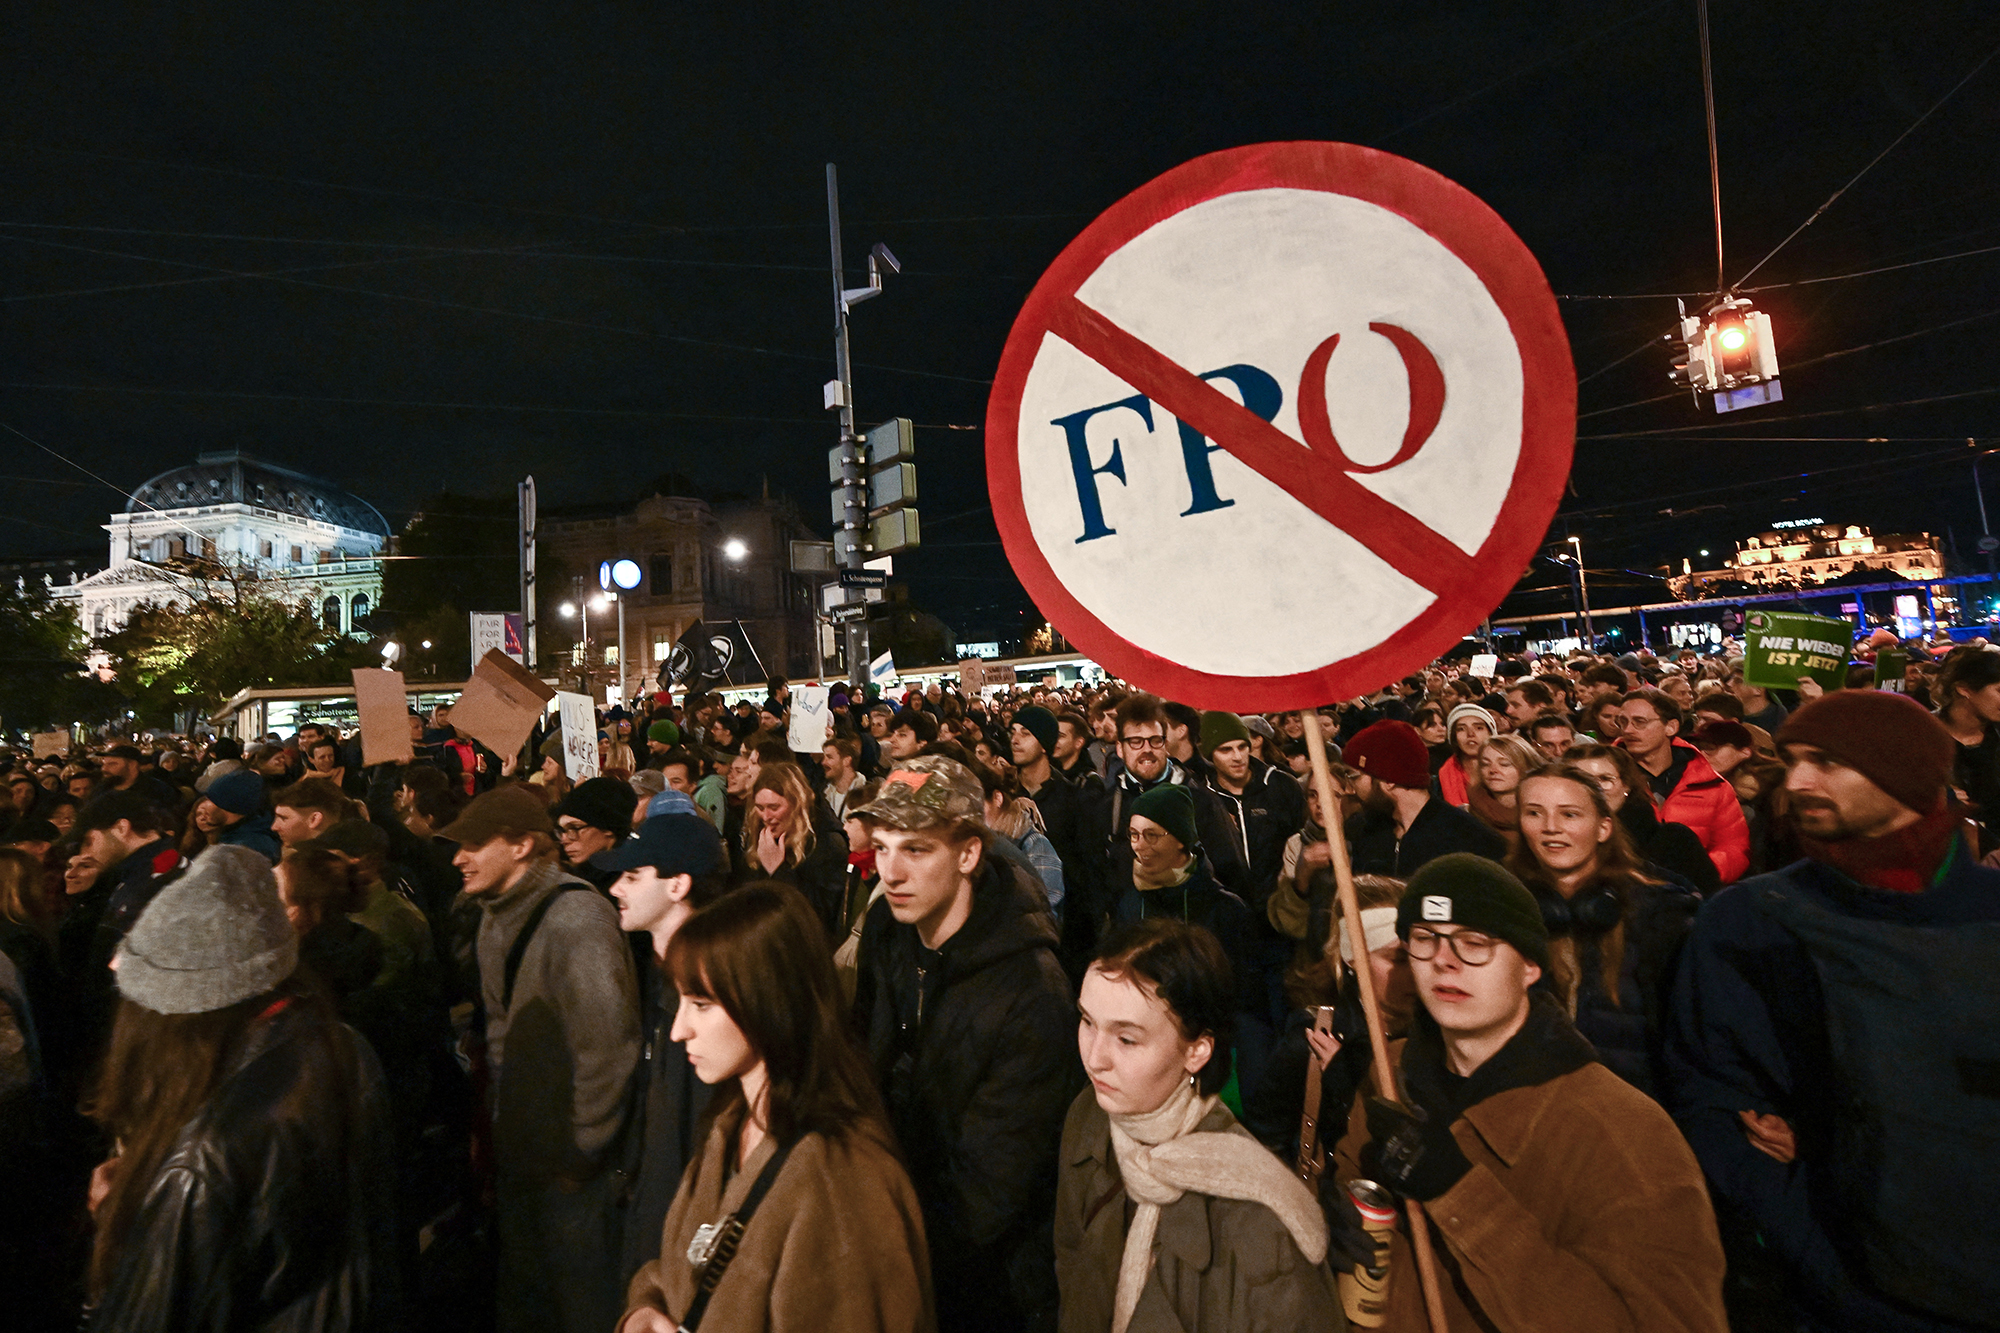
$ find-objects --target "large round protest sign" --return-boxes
[985,141,1575,709]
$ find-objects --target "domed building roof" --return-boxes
[127,450,390,538]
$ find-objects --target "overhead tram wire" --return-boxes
[1375,0,1675,142]
[1696,0,1726,296]
[0,230,648,303]
[1729,35,2000,291]
[1,229,993,384]
[0,419,214,548]
[1579,385,2000,439]
[1558,240,2000,302]
[0,379,986,430]
[1576,303,2000,419]
[0,222,1044,282]
[0,140,1094,238]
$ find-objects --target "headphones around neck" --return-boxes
[1534,881,1626,938]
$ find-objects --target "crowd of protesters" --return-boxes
[0,632,1995,1332]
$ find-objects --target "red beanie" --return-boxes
[1343,720,1431,790]
[1775,691,1954,815]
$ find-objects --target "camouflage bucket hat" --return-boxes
[853,755,984,830]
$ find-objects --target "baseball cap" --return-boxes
[852,756,984,831]
[591,812,724,877]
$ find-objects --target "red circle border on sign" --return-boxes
[984,141,1576,711]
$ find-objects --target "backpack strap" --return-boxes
[502,883,587,1012]
[680,1139,797,1331]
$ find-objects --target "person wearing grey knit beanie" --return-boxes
[84,843,398,1328]
[117,844,298,1014]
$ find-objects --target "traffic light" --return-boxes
[1666,297,1779,412]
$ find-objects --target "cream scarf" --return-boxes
[1105,1079,1329,1333]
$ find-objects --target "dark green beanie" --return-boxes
[1199,710,1252,757]
[647,719,680,746]
[1129,783,1199,853]
[1013,705,1060,755]
[1396,853,1549,968]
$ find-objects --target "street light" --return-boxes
[723,538,749,562]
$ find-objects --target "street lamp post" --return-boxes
[1568,536,1595,647]
[1972,442,1998,580]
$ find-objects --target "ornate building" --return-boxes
[50,450,388,638]
[1669,522,1944,599]
[536,488,822,690]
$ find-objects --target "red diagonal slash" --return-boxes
[1047,295,1475,594]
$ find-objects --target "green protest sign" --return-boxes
[1741,610,1852,693]
[1873,647,1907,694]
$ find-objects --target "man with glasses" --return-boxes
[1100,694,1248,912]
[549,776,638,893]
[1331,853,1727,1331]
[1618,688,1749,884]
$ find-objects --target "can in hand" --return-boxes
[1338,1179,1399,1328]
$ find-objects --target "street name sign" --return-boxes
[985,142,1575,709]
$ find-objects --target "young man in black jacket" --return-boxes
[1199,709,1307,1088]
[850,755,1081,1333]
[1342,720,1507,876]
[590,810,729,1293]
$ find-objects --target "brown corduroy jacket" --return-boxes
[622,1112,934,1333]
[1329,1040,1727,1333]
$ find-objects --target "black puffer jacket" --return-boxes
[90,996,400,1333]
[853,857,1081,1332]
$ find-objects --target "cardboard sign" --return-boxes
[450,649,557,759]
[1468,653,1498,680]
[556,691,600,782]
[787,685,832,754]
[985,141,1574,709]
[959,659,987,692]
[1741,611,1851,694]
[31,731,68,759]
[351,669,415,767]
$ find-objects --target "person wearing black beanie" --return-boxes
[1325,853,1727,1331]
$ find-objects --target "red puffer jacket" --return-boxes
[1647,740,1751,884]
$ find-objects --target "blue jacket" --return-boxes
[216,813,282,863]
[1662,839,2000,1330]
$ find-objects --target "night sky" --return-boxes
[6,1,1999,641]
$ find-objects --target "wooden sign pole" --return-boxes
[1301,710,1448,1333]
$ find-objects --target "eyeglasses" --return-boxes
[1405,926,1498,966]
[1120,734,1167,751]
[556,822,592,839]
[1127,827,1175,848]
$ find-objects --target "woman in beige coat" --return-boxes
[1056,918,1342,1333]
[620,881,933,1333]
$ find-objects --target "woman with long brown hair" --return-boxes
[1508,764,1699,1096]
[1466,733,1542,852]
[620,881,931,1333]
[83,844,397,1329]
[737,763,848,945]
